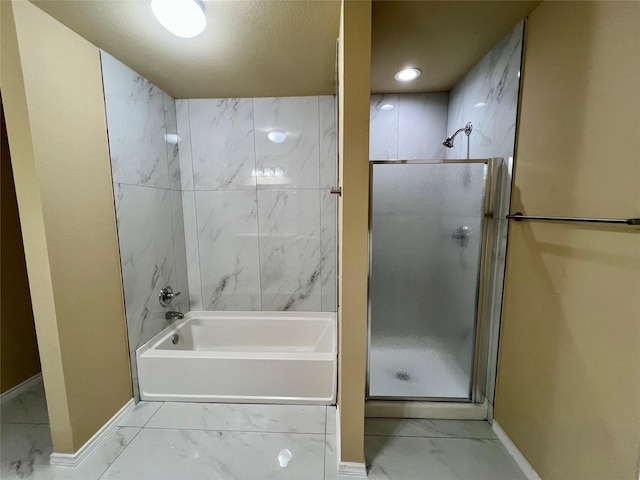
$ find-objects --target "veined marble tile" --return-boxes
[101,51,169,189]
[325,406,336,435]
[117,401,163,428]
[100,428,325,480]
[370,94,399,161]
[320,190,337,312]
[196,190,261,310]
[169,190,190,313]
[324,434,338,480]
[319,95,337,189]
[257,190,322,311]
[364,436,527,480]
[0,423,139,480]
[163,93,181,190]
[254,96,320,190]
[398,93,448,160]
[189,98,256,190]
[0,378,48,425]
[113,184,177,395]
[175,99,194,191]
[181,190,203,310]
[0,423,51,479]
[146,403,325,434]
[364,419,496,439]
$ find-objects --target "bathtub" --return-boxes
[136,311,337,405]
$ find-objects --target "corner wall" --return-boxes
[100,51,190,399]
[337,0,371,464]
[495,2,640,479]
[1,1,132,452]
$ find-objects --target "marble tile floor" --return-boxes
[1,379,527,479]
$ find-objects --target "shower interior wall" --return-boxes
[101,52,338,398]
[367,22,524,407]
[101,51,190,400]
[175,96,338,314]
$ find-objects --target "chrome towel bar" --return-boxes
[506,212,640,225]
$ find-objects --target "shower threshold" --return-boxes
[365,399,488,420]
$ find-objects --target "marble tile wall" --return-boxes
[444,22,525,412]
[176,95,338,312]
[101,51,190,399]
[369,93,448,160]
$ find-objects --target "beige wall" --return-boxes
[495,2,640,479]
[337,0,371,464]
[1,1,132,453]
[0,98,42,394]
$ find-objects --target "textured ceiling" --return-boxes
[371,1,541,93]
[30,0,541,99]
[31,0,341,99]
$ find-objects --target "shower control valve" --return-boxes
[159,285,181,307]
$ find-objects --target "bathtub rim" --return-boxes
[137,310,338,359]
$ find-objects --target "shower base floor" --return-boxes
[369,341,471,399]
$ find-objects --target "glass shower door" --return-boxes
[368,161,488,400]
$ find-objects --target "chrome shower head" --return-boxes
[443,122,473,148]
[443,136,455,148]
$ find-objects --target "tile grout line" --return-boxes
[251,98,264,311]
[141,401,165,429]
[95,425,145,480]
[139,425,326,435]
[95,402,166,480]
[318,97,324,312]
[186,100,205,310]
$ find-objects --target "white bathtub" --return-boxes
[136,311,337,405]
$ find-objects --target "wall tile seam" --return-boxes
[185,99,205,311]
[112,182,184,193]
[250,97,264,311]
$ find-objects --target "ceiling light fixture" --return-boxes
[394,68,421,82]
[379,104,395,110]
[151,0,207,38]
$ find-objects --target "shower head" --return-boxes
[443,122,473,148]
[443,136,455,148]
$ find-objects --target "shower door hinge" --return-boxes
[330,186,342,196]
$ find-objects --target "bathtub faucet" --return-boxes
[165,311,184,321]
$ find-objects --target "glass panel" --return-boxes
[368,162,487,399]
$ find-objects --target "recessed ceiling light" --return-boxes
[164,133,181,144]
[394,68,421,82]
[267,130,287,144]
[151,0,207,38]
[379,104,395,110]
[473,102,488,109]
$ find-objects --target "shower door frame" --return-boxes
[366,158,500,404]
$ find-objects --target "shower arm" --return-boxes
[443,122,473,146]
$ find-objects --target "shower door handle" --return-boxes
[451,225,470,247]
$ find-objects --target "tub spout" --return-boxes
[165,311,184,321]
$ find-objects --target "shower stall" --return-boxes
[367,159,500,404]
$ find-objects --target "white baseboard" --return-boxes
[492,421,541,480]
[365,400,488,420]
[338,462,368,478]
[50,398,134,467]
[335,406,367,478]
[0,373,43,406]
